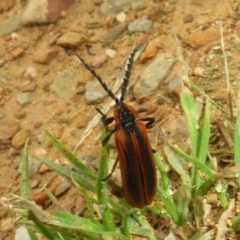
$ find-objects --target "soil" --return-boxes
[0,0,240,239]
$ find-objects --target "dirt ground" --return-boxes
[0,0,240,239]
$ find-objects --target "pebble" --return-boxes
[105,48,116,58]
[147,3,165,21]
[183,14,194,23]
[23,67,37,79]
[29,158,41,176]
[31,179,39,188]
[128,18,153,34]
[12,129,31,149]
[91,53,107,68]
[116,12,126,22]
[15,226,30,240]
[55,182,71,196]
[167,76,182,96]
[22,82,37,92]
[134,52,176,100]
[34,48,58,64]
[84,80,108,104]
[107,0,131,13]
[56,32,87,47]
[22,0,74,25]
[102,23,127,47]
[0,218,14,232]
[183,28,220,49]
[94,0,103,5]
[13,109,26,119]
[16,92,31,106]
[0,13,23,38]
[50,68,77,101]
[34,121,43,128]
[11,47,24,58]
[0,121,20,141]
[193,67,204,76]
[131,0,147,11]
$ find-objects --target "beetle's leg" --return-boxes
[102,157,119,181]
[140,117,155,129]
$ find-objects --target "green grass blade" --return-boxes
[96,125,115,231]
[38,157,96,192]
[20,144,29,198]
[45,130,96,180]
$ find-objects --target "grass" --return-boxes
[11,85,240,239]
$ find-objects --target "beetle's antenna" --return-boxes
[120,43,144,102]
[70,47,119,103]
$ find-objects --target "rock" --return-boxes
[85,80,108,104]
[55,182,71,196]
[167,76,182,96]
[50,68,77,101]
[29,158,41,177]
[94,0,103,5]
[102,23,127,47]
[49,33,62,45]
[0,121,20,141]
[56,32,87,47]
[0,218,14,232]
[23,67,37,79]
[105,49,116,58]
[91,53,108,68]
[34,121,43,128]
[13,109,26,119]
[22,82,37,92]
[22,0,74,25]
[131,0,147,11]
[34,48,58,64]
[183,14,194,23]
[31,179,39,188]
[139,43,158,64]
[107,0,131,12]
[134,52,176,100]
[147,3,165,21]
[15,226,31,240]
[11,47,24,58]
[128,18,153,34]
[116,12,126,23]
[12,129,31,149]
[193,67,204,76]
[0,13,23,38]
[16,92,31,106]
[183,28,221,49]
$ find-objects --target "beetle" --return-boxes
[72,44,156,208]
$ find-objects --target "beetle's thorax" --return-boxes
[114,102,139,132]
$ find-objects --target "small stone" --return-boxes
[183,14,194,23]
[29,158,41,177]
[13,109,26,119]
[16,92,31,106]
[22,82,37,92]
[34,121,43,128]
[23,67,37,79]
[128,17,153,34]
[105,49,116,58]
[0,121,20,140]
[31,179,39,188]
[11,47,24,58]
[15,226,30,240]
[12,129,31,149]
[94,0,103,5]
[55,182,71,196]
[56,32,87,47]
[0,218,14,232]
[91,53,107,68]
[34,48,58,64]
[193,67,204,76]
[167,76,182,96]
[116,12,126,22]
[131,0,147,11]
